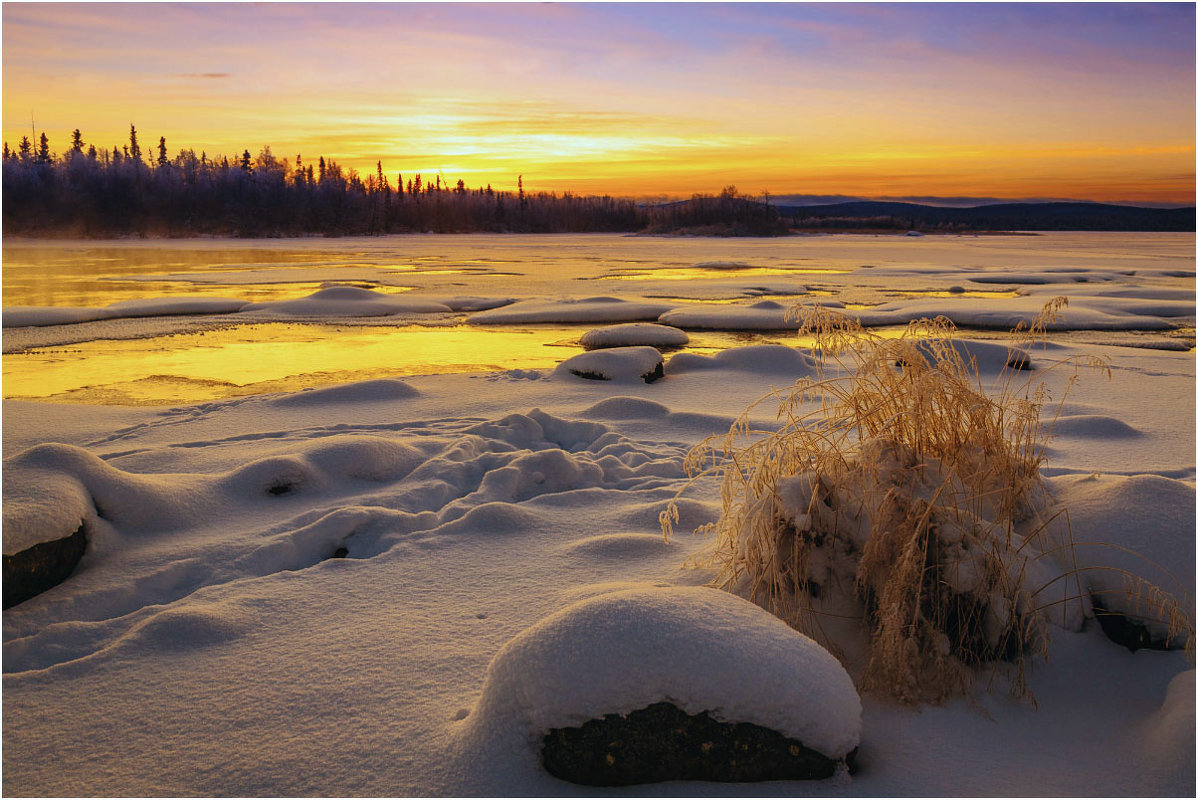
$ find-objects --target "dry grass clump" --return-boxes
[661,299,1191,704]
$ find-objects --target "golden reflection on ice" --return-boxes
[888,289,1022,299]
[3,324,573,405]
[599,267,849,281]
[4,322,917,406]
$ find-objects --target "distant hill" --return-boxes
[775,201,1196,232]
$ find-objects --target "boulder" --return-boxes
[3,523,87,609]
[543,700,854,786]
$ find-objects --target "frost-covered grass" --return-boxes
[665,300,1192,703]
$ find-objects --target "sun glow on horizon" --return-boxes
[3,3,1194,204]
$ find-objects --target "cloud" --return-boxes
[177,73,231,80]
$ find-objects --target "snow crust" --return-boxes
[466,586,861,757]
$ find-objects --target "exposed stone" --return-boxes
[542,701,855,786]
[1091,594,1177,652]
[3,523,87,609]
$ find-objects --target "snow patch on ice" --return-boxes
[468,296,676,324]
[240,286,453,317]
[579,323,689,350]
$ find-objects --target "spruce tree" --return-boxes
[129,124,141,163]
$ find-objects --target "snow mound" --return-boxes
[659,301,802,330]
[466,586,861,758]
[912,338,1034,372]
[582,396,671,419]
[1043,474,1195,636]
[555,347,664,383]
[555,533,673,560]
[667,344,817,375]
[1134,670,1196,781]
[3,436,427,555]
[240,286,452,317]
[469,296,676,324]
[579,323,689,350]
[267,378,420,407]
[1048,415,1141,439]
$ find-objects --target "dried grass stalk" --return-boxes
[664,299,1192,704]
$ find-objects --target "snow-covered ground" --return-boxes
[3,233,1194,795]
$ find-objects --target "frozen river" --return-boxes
[3,232,1194,404]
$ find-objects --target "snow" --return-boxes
[579,322,689,349]
[468,296,677,324]
[240,285,454,316]
[3,297,249,327]
[555,346,664,382]
[2,232,1194,796]
[464,586,861,757]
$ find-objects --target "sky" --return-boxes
[2,2,1194,204]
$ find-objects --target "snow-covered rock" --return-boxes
[555,346,664,383]
[465,587,862,759]
[579,323,689,351]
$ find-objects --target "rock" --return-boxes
[3,523,87,609]
[543,701,855,786]
[1091,594,1178,652]
[555,346,665,383]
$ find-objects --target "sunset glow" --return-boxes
[3,2,1194,203]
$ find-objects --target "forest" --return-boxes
[1,127,786,237]
[5,128,1189,237]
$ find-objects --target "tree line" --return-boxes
[2,126,787,237]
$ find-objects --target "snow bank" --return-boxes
[579,323,689,350]
[466,586,861,758]
[555,347,664,383]
[3,297,249,328]
[853,296,1176,331]
[468,296,676,324]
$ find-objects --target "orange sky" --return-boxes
[3,3,1194,204]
